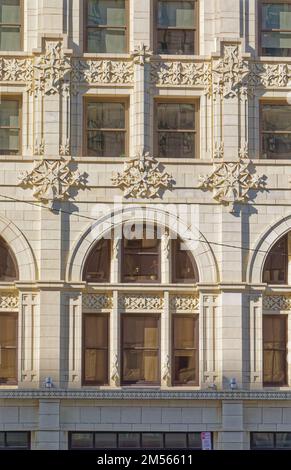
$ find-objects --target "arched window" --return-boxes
[0,238,18,281]
[83,238,111,283]
[172,238,199,284]
[122,225,160,283]
[263,234,288,284]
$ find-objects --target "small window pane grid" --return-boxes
[70,432,205,450]
[85,0,128,53]
[261,104,291,159]
[156,102,197,159]
[263,315,288,387]
[85,101,127,158]
[0,0,22,51]
[0,98,21,155]
[251,433,291,450]
[83,314,109,386]
[0,432,30,450]
[261,2,291,56]
[156,1,197,55]
[0,312,18,385]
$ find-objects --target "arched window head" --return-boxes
[83,238,111,283]
[122,224,161,283]
[172,238,199,284]
[0,238,18,282]
[263,234,288,284]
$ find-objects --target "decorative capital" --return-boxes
[18,159,86,207]
[112,150,174,199]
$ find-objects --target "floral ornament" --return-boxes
[111,354,120,386]
[132,43,153,66]
[112,151,174,199]
[199,157,265,208]
[18,159,85,206]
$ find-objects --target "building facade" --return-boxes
[1,0,291,451]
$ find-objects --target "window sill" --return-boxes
[82,53,131,60]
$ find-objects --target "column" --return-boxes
[201,294,220,389]
[220,402,246,450]
[161,291,171,387]
[110,291,120,387]
[36,400,60,450]
[249,294,263,389]
[67,292,82,388]
[19,292,39,389]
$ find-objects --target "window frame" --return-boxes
[83,96,129,158]
[84,0,129,54]
[154,99,200,159]
[0,311,18,385]
[0,431,30,450]
[0,0,24,52]
[262,234,288,284]
[172,238,199,283]
[263,314,288,387]
[82,238,111,283]
[172,314,199,386]
[251,432,291,450]
[0,95,22,156]
[154,0,199,55]
[259,0,291,56]
[82,312,110,386]
[260,100,291,160]
[121,314,161,386]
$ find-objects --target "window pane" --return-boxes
[87,28,126,53]
[263,235,287,283]
[87,131,125,157]
[0,432,4,448]
[158,132,195,158]
[0,238,18,281]
[173,239,198,282]
[188,433,202,449]
[157,28,194,54]
[174,350,197,384]
[263,316,287,386]
[95,433,117,449]
[84,315,108,349]
[71,433,94,449]
[118,433,140,449]
[158,1,194,28]
[0,25,20,50]
[252,433,274,449]
[87,0,126,27]
[262,31,291,56]
[0,100,19,127]
[0,0,20,24]
[142,433,163,449]
[263,105,291,132]
[87,102,125,129]
[0,313,17,347]
[276,433,291,449]
[6,432,29,449]
[158,104,195,130]
[174,316,195,349]
[262,133,291,159]
[84,349,108,384]
[262,4,291,30]
[123,317,159,349]
[83,239,111,283]
[165,433,187,449]
[123,253,159,282]
[123,350,159,383]
[0,129,19,154]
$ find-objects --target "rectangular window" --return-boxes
[251,432,291,449]
[85,99,128,157]
[172,315,199,386]
[0,312,17,385]
[122,315,160,385]
[263,315,287,386]
[261,1,291,56]
[156,0,198,54]
[0,97,21,155]
[261,103,291,159]
[156,101,198,158]
[85,0,128,53]
[70,432,206,450]
[83,314,109,385]
[0,0,22,51]
[0,432,29,450]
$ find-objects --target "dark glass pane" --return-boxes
[0,25,20,50]
[0,313,17,384]
[83,238,111,282]
[87,28,126,53]
[0,129,19,154]
[174,316,196,349]
[123,350,159,384]
[262,32,291,56]
[188,433,202,449]
[276,433,291,449]
[123,317,159,349]
[118,433,140,449]
[173,239,198,282]
[70,433,94,449]
[0,1,20,24]
[174,351,197,384]
[87,0,126,27]
[87,102,125,129]
[95,433,117,449]
[165,433,187,449]
[87,131,125,157]
[84,349,108,384]
[158,103,195,130]
[262,4,291,30]
[263,235,287,283]
[157,28,194,54]
[158,1,195,28]
[158,132,195,158]
[262,105,291,132]
[252,433,274,449]
[6,432,29,449]
[0,432,4,448]
[142,433,164,449]
[263,316,287,386]
[84,315,108,349]
[262,134,291,159]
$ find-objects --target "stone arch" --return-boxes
[67,205,219,283]
[247,214,291,284]
[0,214,37,281]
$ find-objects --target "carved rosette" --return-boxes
[112,151,174,199]
[18,159,86,205]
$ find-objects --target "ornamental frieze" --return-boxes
[82,294,113,310]
[118,294,164,311]
[263,296,291,311]
[0,292,19,310]
[170,295,200,312]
